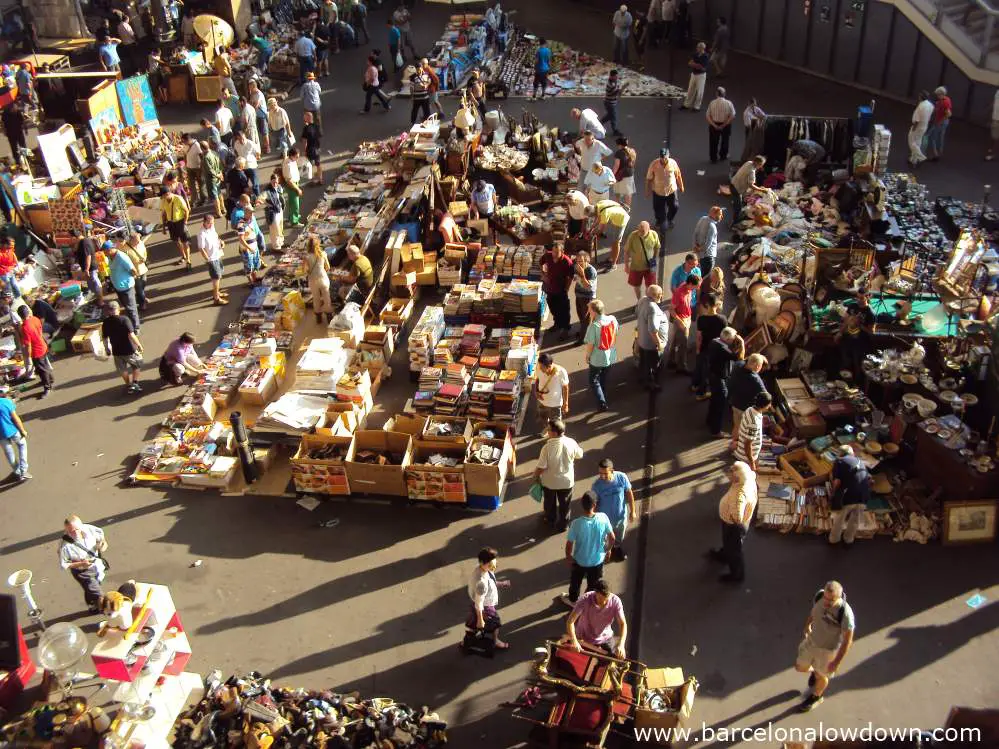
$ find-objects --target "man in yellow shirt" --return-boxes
[623,220,660,299]
[160,186,192,269]
[586,199,629,270]
[340,245,373,303]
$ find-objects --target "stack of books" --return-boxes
[461,324,486,357]
[419,366,443,392]
[502,280,543,313]
[408,306,446,372]
[433,340,456,366]
[413,389,436,413]
[444,363,470,389]
[434,382,468,415]
[468,381,494,418]
[493,374,522,421]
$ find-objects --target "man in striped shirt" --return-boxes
[600,69,627,137]
[735,391,772,472]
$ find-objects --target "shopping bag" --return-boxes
[395,50,404,69]
[529,482,544,503]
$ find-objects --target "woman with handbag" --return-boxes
[59,514,110,611]
[360,55,391,113]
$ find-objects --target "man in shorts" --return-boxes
[623,220,660,299]
[587,199,629,271]
[101,300,144,394]
[794,580,856,713]
[301,111,323,185]
[160,186,192,269]
[197,214,228,305]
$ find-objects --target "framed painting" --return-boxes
[942,500,998,545]
[115,74,158,126]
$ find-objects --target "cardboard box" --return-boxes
[633,676,696,737]
[238,368,278,406]
[420,416,473,448]
[316,401,367,436]
[472,420,511,441]
[345,430,412,496]
[401,243,424,273]
[779,447,832,488]
[71,324,104,355]
[380,297,414,326]
[791,410,827,439]
[464,437,512,497]
[406,444,467,502]
[391,271,417,288]
[291,434,352,495]
[383,413,427,437]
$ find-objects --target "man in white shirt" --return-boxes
[706,86,736,163]
[232,131,261,197]
[576,130,613,189]
[584,162,617,204]
[215,98,234,146]
[197,215,227,304]
[59,514,108,611]
[534,418,584,530]
[611,5,633,64]
[909,90,934,166]
[566,189,590,237]
[294,31,317,82]
[282,149,303,226]
[182,133,203,206]
[534,352,570,425]
[571,107,607,140]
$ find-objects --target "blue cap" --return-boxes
[102,240,113,249]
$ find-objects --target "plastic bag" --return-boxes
[529,482,544,503]
[395,49,404,68]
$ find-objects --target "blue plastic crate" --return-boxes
[466,493,502,511]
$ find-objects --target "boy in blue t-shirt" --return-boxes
[561,492,614,606]
[591,458,635,559]
[0,386,29,480]
[532,38,551,99]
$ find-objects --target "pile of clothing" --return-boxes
[172,671,448,749]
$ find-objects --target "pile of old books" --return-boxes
[434,382,468,415]
[469,380,494,418]
[444,363,470,389]
[502,280,543,313]
[408,306,446,372]
[493,372,522,422]
[460,324,486,358]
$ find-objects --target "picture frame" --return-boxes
[743,325,770,357]
[942,500,998,545]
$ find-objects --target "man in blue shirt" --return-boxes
[670,252,701,305]
[561,492,615,607]
[99,38,121,72]
[591,458,635,559]
[386,20,402,71]
[532,38,551,99]
[106,242,141,332]
[294,31,316,82]
[692,205,722,277]
[0,384,29,481]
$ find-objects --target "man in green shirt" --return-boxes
[200,142,225,219]
[623,220,660,299]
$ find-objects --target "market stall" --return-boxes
[0,587,448,749]
[725,148,999,545]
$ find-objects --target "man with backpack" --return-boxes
[795,581,856,712]
[583,299,618,412]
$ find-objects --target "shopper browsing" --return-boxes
[160,332,208,385]
[583,299,618,411]
[101,300,144,394]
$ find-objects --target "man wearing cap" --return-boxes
[706,86,736,164]
[20,306,54,397]
[645,148,684,235]
[106,242,141,332]
[301,72,323,135]
[611,4,633,64]
[101,300,144,394]
[0,383,29,480]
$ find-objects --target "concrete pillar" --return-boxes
[30,0,89,38]
[217,0,252,42]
